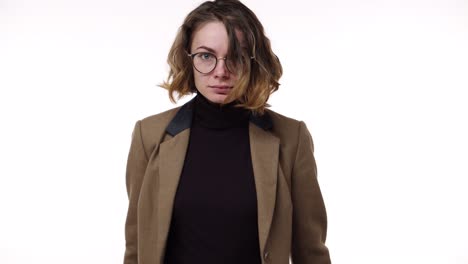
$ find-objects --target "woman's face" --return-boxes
[190,21,242,104]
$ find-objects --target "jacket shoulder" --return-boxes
[140,106,181,129]
[265,108,303,132]
[264,108,312,153]
[137,106,182,156]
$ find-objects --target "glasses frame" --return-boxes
[187,51,255,74]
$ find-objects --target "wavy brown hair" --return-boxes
[159,0,282,115]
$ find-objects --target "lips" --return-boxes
[209,85,232,89]
[209,85,232,94]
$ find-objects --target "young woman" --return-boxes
[123,1,331,263]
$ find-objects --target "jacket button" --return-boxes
[263,251,270,262]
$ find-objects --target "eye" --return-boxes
[196,52,215,61]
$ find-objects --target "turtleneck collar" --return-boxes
[193,92,251,129]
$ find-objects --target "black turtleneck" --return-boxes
[163,93,262,264]
[192,92,251,129]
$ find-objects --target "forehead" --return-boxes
[191,21,245,52]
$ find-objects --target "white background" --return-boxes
[1,0,467,263]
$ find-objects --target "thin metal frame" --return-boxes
[187,52,255,74]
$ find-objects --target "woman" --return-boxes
[123,1,331,263]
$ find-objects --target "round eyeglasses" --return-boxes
[187,52,255,74]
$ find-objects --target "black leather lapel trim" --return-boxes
[250,111,273,131]
[165,97,196,136]
[165,96,273,136]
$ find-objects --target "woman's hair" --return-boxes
[159,0,283,115]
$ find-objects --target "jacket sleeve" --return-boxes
[123,120,149,264]
[290,121,331,264]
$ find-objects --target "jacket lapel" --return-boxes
[248,122,280,254]
[155,96,279,258]
[157,129,191,259]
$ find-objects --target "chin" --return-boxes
[207,93,229,104]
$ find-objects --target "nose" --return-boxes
[213,58,229,78]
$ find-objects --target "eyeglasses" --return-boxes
[187,52,254,74]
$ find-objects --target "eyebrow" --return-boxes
[194,46,217,53]
[194,45,251,55]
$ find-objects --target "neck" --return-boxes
[193,93,250,129]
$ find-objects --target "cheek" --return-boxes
[193,71,207,87]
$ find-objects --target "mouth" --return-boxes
[209,85,232,89]
[209,85,233,94]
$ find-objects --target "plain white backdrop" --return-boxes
[1,0,467,263]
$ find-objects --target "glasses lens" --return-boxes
[193,53,216,74]
[191,52,242,74]
[225,59,238,74]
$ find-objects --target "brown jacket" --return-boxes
[124,97,331,264]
